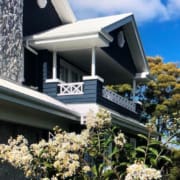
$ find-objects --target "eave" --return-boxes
[0,78,80,129]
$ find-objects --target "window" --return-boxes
[59,59,83,83]
[60,65,68,82]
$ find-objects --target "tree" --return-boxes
[140,56,180,143]
[109,56,180,144]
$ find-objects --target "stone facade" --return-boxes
[0,0,24,82]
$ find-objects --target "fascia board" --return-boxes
[27,30,113,44]
[124,16,149,73]
[102,14,133,33]
[111,112,148,135]
[51,0,76,24]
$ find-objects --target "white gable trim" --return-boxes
[51,0,76,24]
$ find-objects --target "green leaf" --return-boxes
[137,134,148,141]
[92,165,98,176]
[150,158,157,167]
[149,139,161,146]
[118,162,128,167]
[159,155,172,163]
[98,163,105,173]
[109,146,119,158]
[135,147,146,154]
[149,147,158,157]
[102,170,114,179]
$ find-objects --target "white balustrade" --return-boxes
[58,82,84,96]
[102,87,136,113]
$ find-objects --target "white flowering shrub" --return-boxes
[0,108,169,180]
[86,108,111,129]
[0,128,90,179]
[125,162,162,180]
[114,133,127,148]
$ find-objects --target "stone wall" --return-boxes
[0,0,24,82]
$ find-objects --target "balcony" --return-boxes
[43,76,140,120]
[58,82,84,96]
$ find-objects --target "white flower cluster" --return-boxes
[114,132,126,148]
[0,135,33,177]
[125,162,162,180]
[0,128,90,180]
[86,108,111,129]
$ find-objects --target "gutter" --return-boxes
[111,112,148,135]
[24,30,113,47]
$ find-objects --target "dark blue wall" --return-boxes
[23,0,62,90]
[43,79,140,120]
[24,50,52,91]
[23,0,62,36]
[102,29,137,75]
[43,79,99,103]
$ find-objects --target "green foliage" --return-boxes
[107,83,132,98]
[135,56,180,144]
[0,110,174,180]
[169,149,180,180]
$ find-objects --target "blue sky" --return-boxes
[69,0,180,64]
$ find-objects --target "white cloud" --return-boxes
[68,0,180,23]
[167,0,180,18]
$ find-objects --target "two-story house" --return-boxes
[0,1,150,178]
[0,0,150,178]
[0,0,150,139]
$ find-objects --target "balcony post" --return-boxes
[52,51,57,80]
[133,79,136,102]
[91,47,96,76]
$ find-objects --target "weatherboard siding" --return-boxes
[43,78,140,120]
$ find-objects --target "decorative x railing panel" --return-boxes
[58,82,84,96]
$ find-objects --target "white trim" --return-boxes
[58,82,84,96]
[24,41,38,55]
[91,47,96,76]
[51,0,76,24]
[32,34,107,46]
[52,51,57,79]
[102,87,136,113]
[45,79,60,83]
[83,75,104,83]
[135,72,149,79]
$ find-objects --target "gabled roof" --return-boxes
[26,13,131,42]
[25,13,149,75]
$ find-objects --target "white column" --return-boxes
[91,47,96,76]
[52,51,57,79]
[133,79,136,102]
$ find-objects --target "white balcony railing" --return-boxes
[102,87,136,113]
[58,82,84,96]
